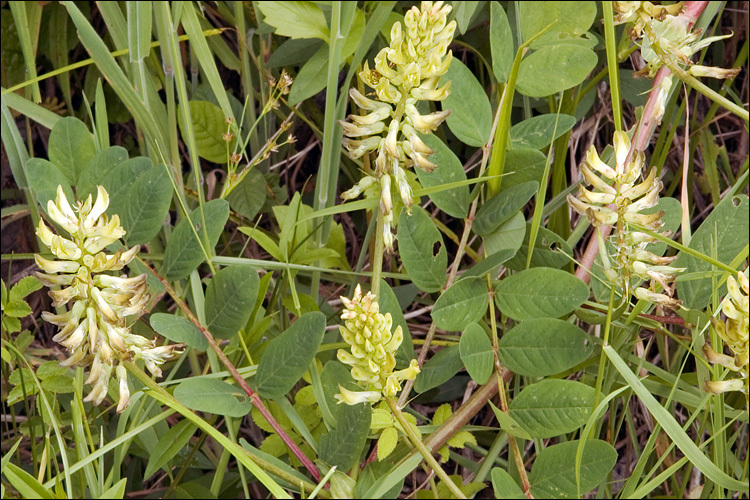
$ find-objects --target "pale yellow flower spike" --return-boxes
[36,185,182,412]
[339,1,456,252]
[335,285,420,405]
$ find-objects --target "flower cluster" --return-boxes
[335,285,420,405]
[568,132,683,306]
[339,1,456,251]
[704,271,749,400]
[614,1,739,80]
[36,186,180,412]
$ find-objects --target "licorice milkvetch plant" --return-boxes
[339,0,456,251]
[567,131,683,307]
[35,186,181,412]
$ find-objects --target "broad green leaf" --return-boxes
[489,401,533,440]
[204,266,259,339]
[506,223,573,270]
[319,402,371,471]
[442,59,493,147]
[492,467,525,499]
[25,158,74,213]
[397,206,447,293]
[144,419,197,479]
[40,375,74,393]
[473,181,538,236]
[459,323,493,384]
[378,279,415,368]
[177,100,236,163]
[495,268,589,321]
[255,312,326,399]
[520,1,597,47]
[266,38,324,68]
[288,44,328,106]
[431,278,488,331]
[490,2,514,83]
[528,440,617,498]
[161,199,229,281]
[48,116,95,184]
[416,134,470,218]
[98,157,173,245]
[414,345,463,393]
[174,378,253,417]
[483,212,526,256]
[454,1,480,34]
[4,299,32,318]
[150,313,208,351]
[8,276,42,301]
[226,166,266,220]
[676,194,749,310]
[76,146,129,199]
[501,148,547,191]
[498,318,593,376]
[508,379,594,438]
[510,114,577,150]
[517,44,598,98]
[256,1,329,41]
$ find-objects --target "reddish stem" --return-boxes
[138,258,321,482]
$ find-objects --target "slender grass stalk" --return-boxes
[602,0,623,132]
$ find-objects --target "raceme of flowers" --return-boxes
[704,271,749,399]
[335,285,420,405]
[35,186,180,412]
[339,1,456,252]
[567,131,683,306]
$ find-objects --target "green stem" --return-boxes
[602,0,623,132]
[386,397,467,499]
[371,211,385,298]
[592,285,617,414]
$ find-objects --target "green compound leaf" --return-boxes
[508,379,594,439]
[454,1,480,34]
[9,276,42,302]
[377,426,399,462]
[288,45,328,106]
[397,206,447,293]
[178,100,237,164]
[161,199,229,281]
[528,439,617,499]
[431,278,488,332]
[517,44,598,98]
[204,265,259,339]
[25,158,74,214]
[510,114,577,150]
[414,345,463,393]
[492,467,525,499]
[483,212,526,257]
[495,268,589,321]
[99,157,173,245]
[255,311,326,400]
[416,134,470,218]
[173,378,253,417]
[505,223,573,271]
[519,1,597,48]
[150,313,208,351]
[676,194,749,310]
[442,59,492,147]
[459,322,493,384]
[319,402,371,471]
[498,318,593,376]
[257,1,329,41]
[490,2,514,83]
[473,181,538,236]
[144,419,197,479]
[48,116,96,184]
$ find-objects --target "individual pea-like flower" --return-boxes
[35,186,181,412]
[567,132,684,306]
[704,271,748,400]
[339,1,455,252]
[335,285,420,405]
